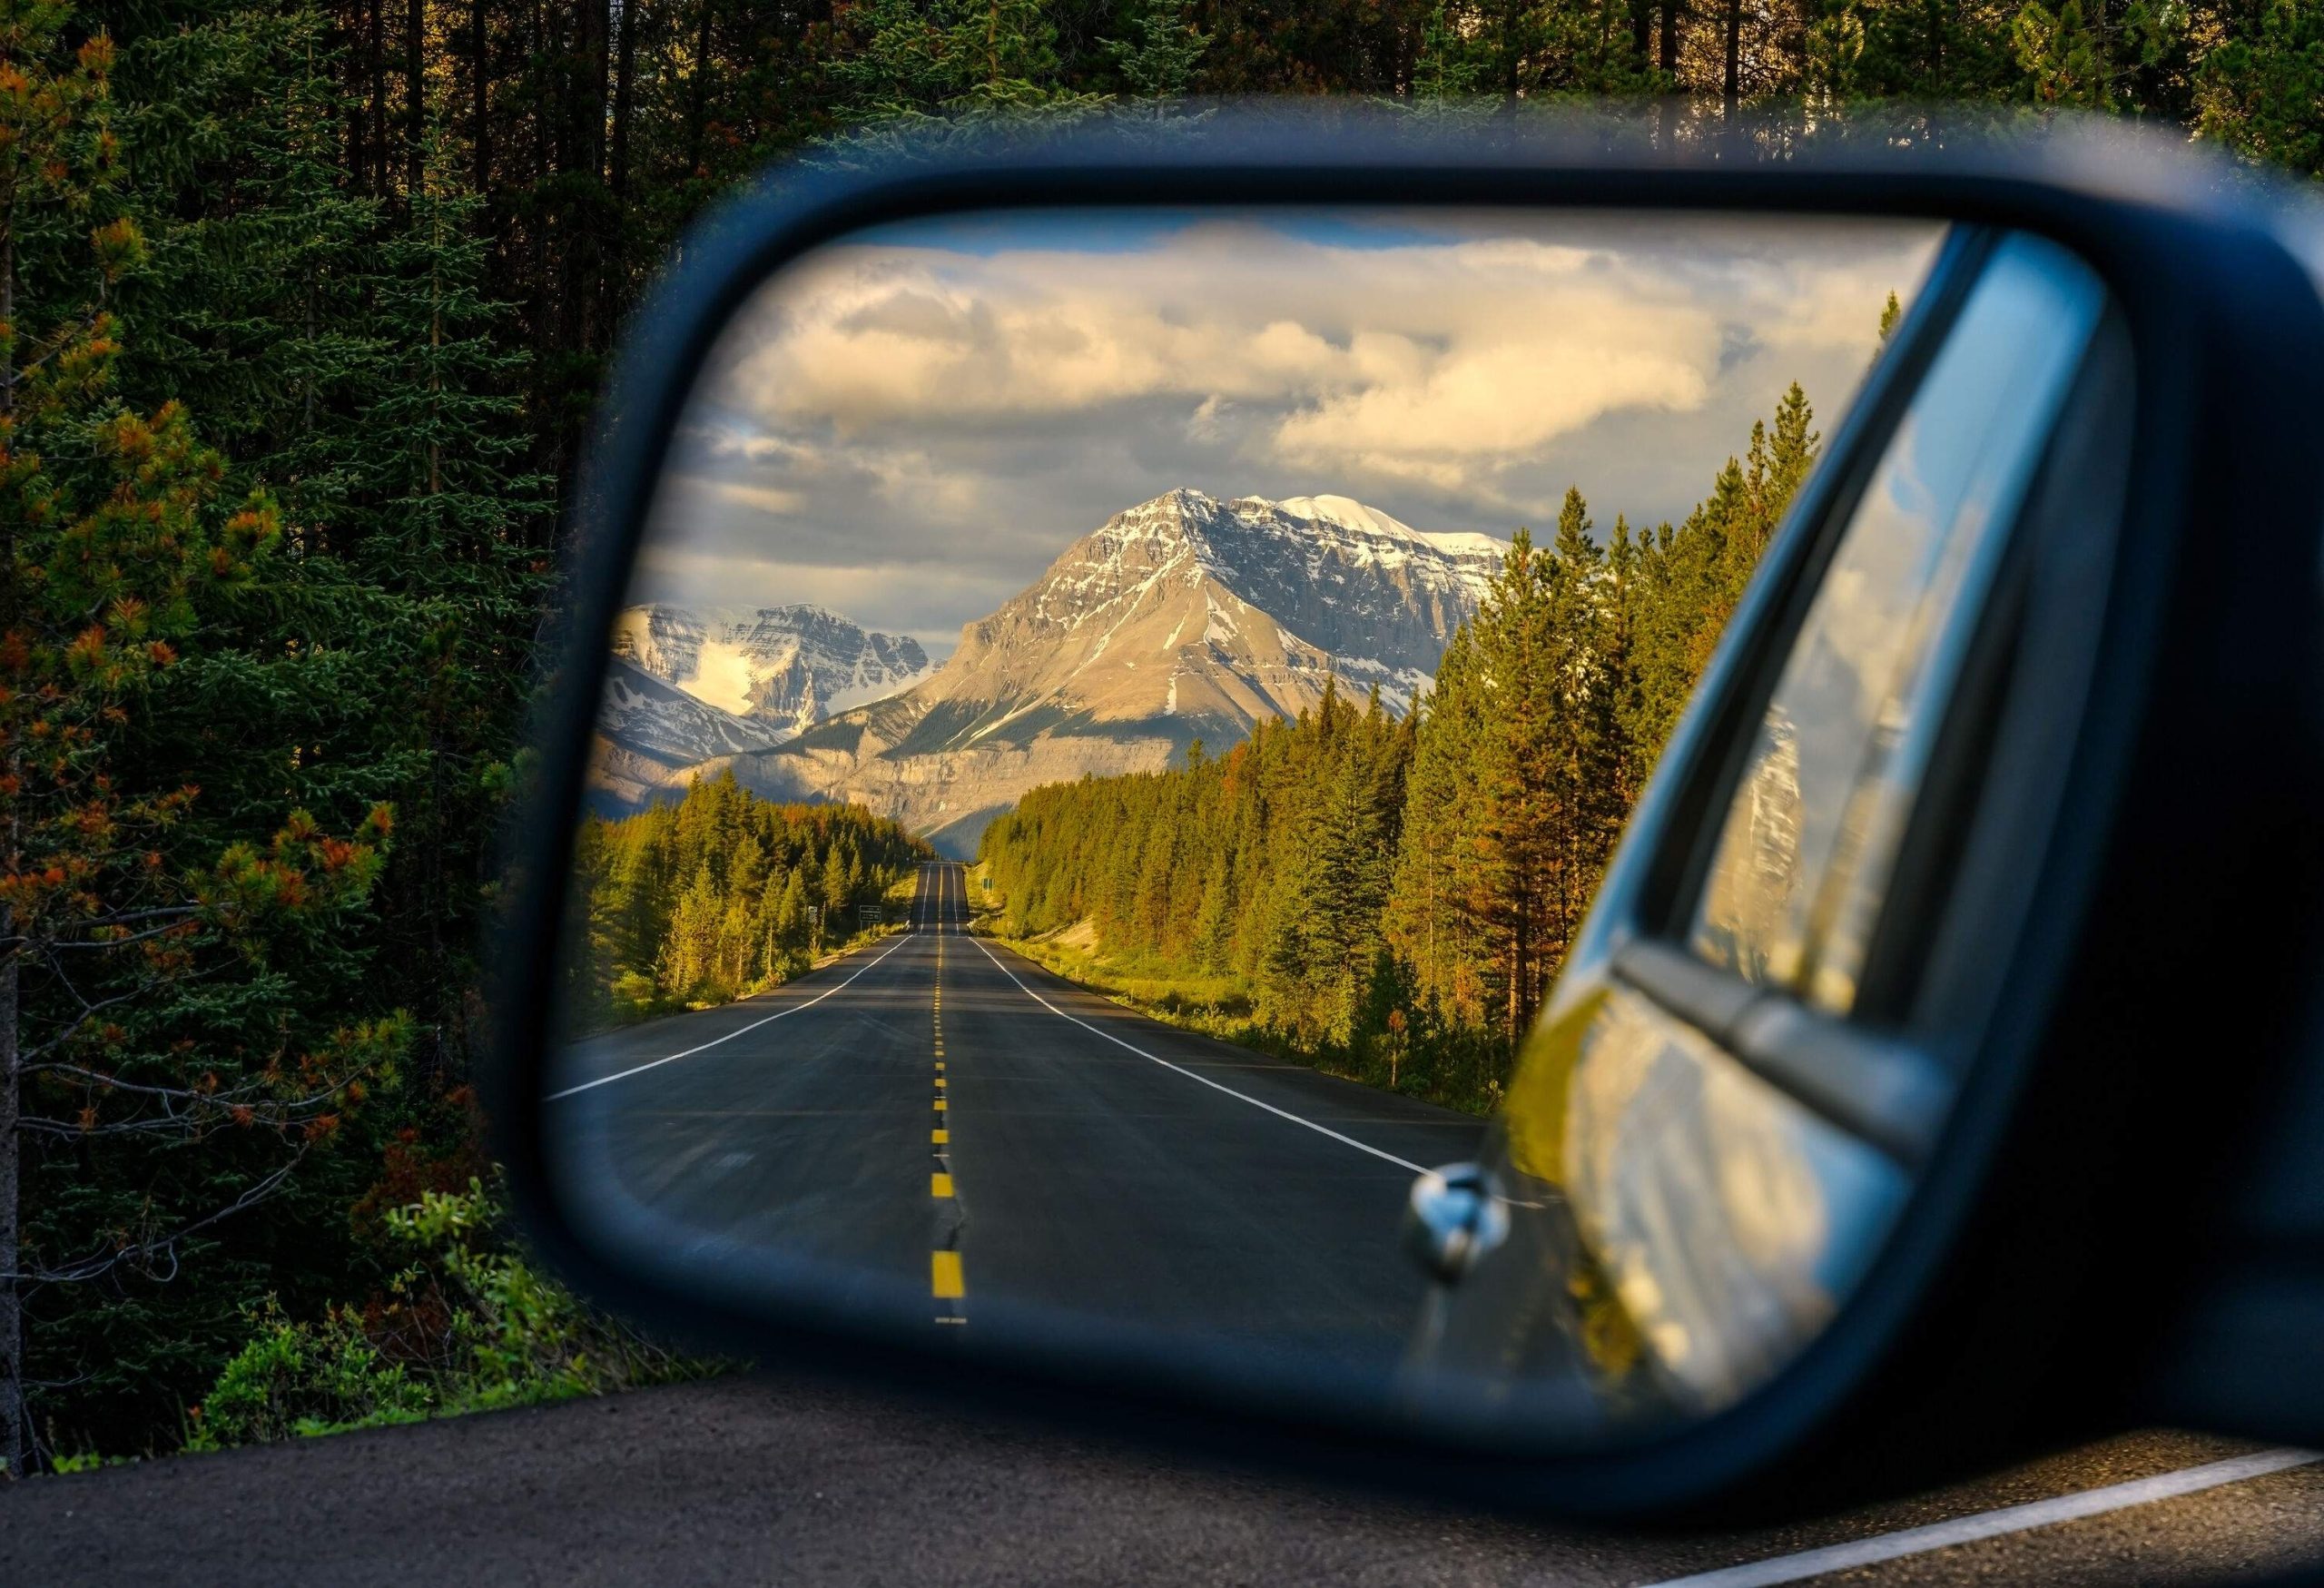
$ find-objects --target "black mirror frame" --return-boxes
[486,106,2324,1517]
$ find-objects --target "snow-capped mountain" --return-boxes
[701,490,1506,852]
[608,604,933,738]
[596,653,799,757]
[588,603,931,810]
[900,487,1499,729]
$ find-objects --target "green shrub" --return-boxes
[187,1178,723,1451]
[187,1302,430,1449]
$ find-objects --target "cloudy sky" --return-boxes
[632,208,1944,656]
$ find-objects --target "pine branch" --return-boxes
[6,1151,309,1292]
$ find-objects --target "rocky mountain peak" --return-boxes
[607,601,932,741]
[591,489,1510,853]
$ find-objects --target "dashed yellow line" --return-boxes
[930,865,965,1323]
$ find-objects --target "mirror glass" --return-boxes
[539,206,2080,1443]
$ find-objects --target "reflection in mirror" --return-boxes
[1429,234,2110,1427]
[544,206,1995,1440]
[1689,235,2108,1016]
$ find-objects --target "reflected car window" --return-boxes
[1689,236,2106,1016]
[1561,984,1912,1412]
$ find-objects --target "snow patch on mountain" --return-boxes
[608,603,933,739]
[595,656,792,766]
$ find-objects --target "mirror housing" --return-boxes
[488,109,2324,1516]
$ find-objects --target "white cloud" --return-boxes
[712,214,1933,514]
[641,209,1943,632]
[704,479,806,515]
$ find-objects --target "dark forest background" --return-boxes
[5,0,2319,1471]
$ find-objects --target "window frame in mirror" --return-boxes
[1423,233,2139,1428]
[487,112,2324,1517]
[1607,231,2131,1158]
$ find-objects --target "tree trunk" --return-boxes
[1,223,14,425]
[1659,0,1679,74]
[369,0,389,197]
[0,910,20,1481]
[473,0,492,195]
[588,0,611,183]
[344,0,369,186]
[407,0,427,198]
[1,914,20,1480]
[0,202,25,1484]
[685,0,715,177]
[1507,917,1529,1050]
[1722,0,1741,115]
[610,0,638,203]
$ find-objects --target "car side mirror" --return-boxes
[487,111,2324,1516]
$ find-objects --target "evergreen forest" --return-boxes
[563,774,929,1026]
[980,380,1821,1110]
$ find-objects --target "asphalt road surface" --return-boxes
[547,860,1488,1369]
[6,1372,2321,1587]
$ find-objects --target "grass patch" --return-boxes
[981,914,1506,1116]
[568,922,904,1039]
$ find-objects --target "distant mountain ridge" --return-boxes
[652,489,1507,853]
[588,602,933,809]
[609,602,933,738]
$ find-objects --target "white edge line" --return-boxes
[965,932,1428,1175]
[1636,1446,2319,1588]
[545,924,920,1101]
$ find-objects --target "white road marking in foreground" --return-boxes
[544,929,919,1101]
[1638,1446,2319,1588]
[965,932,1427,1174]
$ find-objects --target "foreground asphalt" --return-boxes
[548,861,1490,1370]
[5,1372,2321,1586]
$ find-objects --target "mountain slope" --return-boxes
[586,656,793,809]
[698,489,1503,853]
[609,603,933,739]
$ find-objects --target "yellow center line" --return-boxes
[928,868,963,1325]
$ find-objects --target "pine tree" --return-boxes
[831,0,1094,120]
[3,3,405,1470]
[1104,0,1212,95]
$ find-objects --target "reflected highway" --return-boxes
[548,861,1486,1364]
